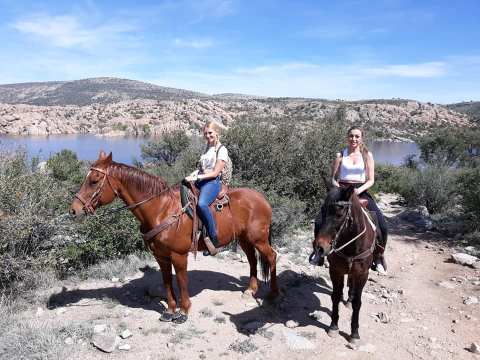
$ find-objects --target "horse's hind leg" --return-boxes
[328,269,344,337]
[349,272,368,343]
[238,239,259,297]
[156,255,177,322]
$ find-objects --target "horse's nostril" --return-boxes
[69,208,76,216]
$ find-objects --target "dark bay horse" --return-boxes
[309,185,376,344]
[70,151,278,323]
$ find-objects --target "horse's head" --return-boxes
[309,185,355,265]
[69,151,117,216]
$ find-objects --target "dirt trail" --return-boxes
[29,195,479,360]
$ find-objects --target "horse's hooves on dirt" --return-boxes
[172,312,188,324]
[327,328,339,338]
[349,336,361,345]
[159,311,175,322]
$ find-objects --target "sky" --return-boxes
[0,0,479,103]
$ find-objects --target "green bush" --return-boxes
[46,149,84,184]
[457,167,480,226]
[141,130,192,166]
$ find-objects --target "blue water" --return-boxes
[0,134,420,166]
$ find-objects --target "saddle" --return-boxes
[180,180,231,256]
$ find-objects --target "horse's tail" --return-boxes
[258,223,273,282]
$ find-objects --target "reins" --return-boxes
[74,166,170,216]
[329,197,375,268]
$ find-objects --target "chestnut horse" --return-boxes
[70,151,278,323]
[309,185,376,344]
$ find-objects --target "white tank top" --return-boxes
[339,148,366,182]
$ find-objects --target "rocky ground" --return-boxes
[11,194,480,360]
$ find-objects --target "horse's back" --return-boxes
[227,187,272,226]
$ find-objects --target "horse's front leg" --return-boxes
[171,252,191,324]
[328,268,344,337]
[155,255,177,322]
[349,271,368,344]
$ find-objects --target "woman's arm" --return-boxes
[355,151,374,194]
[331,153,342,187]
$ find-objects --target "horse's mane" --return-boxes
[108,162,170,195]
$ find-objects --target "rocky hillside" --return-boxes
[447,101,480,124]
[0,78,476,138]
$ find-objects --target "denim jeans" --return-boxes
[196,177,221,242]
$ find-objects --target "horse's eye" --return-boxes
[90,178,99,185]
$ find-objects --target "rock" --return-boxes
[308,310,323,321]
[285,320,299,329]
[282,329,315,351]
[111,277,119,283]
[469,343,480,354]
[65,337,74,345]
[377,312,390,323]
[94,324,107,334]
[464,246,478,256]
[118,344,131,351]
[451,253,478,266]
[120,329,133,339]
[463,296,479,305]
[36,307,44,317]
[398,209,433,230]
[92,333,119,353]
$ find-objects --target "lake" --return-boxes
[0,134,420,166]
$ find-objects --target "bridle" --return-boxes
[74,166,167,215]
[327,199,368,255]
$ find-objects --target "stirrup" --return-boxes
[203,237,220,256]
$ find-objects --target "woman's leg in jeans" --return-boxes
[197,178,221,246]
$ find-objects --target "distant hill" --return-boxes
[0,77,208,106]
[447,101,480,124]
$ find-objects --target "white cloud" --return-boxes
[174,38,215,49]
[363,62,446,78]
[12,14,135,49]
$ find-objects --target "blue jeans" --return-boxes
[196,177,221,242]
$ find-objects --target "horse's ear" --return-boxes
[105,152,112,163]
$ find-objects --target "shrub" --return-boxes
[46,149,84,184]
[141,130,192,166]
[457,167,480,226]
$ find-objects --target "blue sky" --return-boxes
[0,0,479,103]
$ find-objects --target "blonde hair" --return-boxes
[203,120,221,145]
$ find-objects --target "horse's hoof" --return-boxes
[343,301,352,309]
[159,311,175,322]
[349,336,361,345]
[327,328,339,338]
[172,311,188,324]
